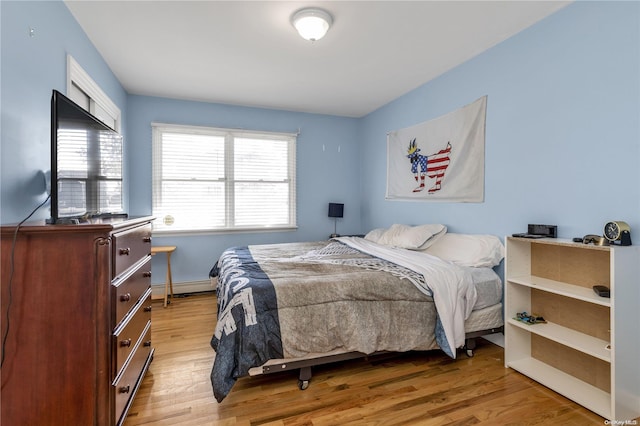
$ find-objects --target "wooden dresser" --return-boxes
[0,216,155,425]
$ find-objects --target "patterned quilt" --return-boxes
[209,239,472,402]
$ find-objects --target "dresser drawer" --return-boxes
[113,289,152,377]
[112,223,152,279]
[113,321,152,425]
[113,256,152,327]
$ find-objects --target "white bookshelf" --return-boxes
[504,237,640,421]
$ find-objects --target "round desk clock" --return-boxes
[603,221,632,246]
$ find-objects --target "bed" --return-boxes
[209,225,505,402]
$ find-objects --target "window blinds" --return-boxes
[152,123,296,233]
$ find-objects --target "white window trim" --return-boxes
[151,122,298,235]
[67,55,121,132]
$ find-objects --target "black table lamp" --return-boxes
[328,203,344,238]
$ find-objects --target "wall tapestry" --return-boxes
[386,95,486,202]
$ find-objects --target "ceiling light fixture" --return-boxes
[291,8,333,42]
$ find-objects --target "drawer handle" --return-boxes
[143,340,152,347]
[143,236,152,243]
[144,305,152,313]
[143,271,152,278]
[120,338,132,348]
[119,385,130,394]
[119,247,131,256]
[120,293,131,302]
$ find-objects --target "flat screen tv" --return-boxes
[49,89,126,224]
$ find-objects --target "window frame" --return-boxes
[67,55,121,132]
[151,122,298,235]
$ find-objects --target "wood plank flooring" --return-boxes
[124,293,618,425]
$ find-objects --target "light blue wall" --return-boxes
[360,1,640,241]
[0,1,361,285]
[0,0,128,223]
[126,95,361,283]
[2,1,639,287]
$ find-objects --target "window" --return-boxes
[152,123,297,233]
[67,55,121,132]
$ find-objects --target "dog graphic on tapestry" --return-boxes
[406,138,452,193]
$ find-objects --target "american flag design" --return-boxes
[426,142,452,193]
[407,139,451,193]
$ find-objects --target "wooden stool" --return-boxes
[151,246,176,307]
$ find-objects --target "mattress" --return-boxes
[210,267,502,311]
[464,266,502,310]
[209,264,502,310]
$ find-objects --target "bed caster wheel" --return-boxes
[464,338,476,357]
[298,366,311,390]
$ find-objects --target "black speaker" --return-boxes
[528,224,557,238]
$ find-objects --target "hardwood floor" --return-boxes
[124,293,616,425]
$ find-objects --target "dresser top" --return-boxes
[1,216,155,235]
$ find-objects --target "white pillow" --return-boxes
[364,228,386,243]
[377,224,447,250]
[424,233,505,267]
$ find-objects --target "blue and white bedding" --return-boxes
[210,237,501,402]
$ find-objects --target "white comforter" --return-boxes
[335,237,477,357]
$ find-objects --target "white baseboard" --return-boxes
[151,279,214,300]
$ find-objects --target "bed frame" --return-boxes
[248,325,504,390]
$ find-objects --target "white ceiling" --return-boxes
[64,1,571,118]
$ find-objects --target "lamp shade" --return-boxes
[328,203,344,218]
[291,8,333,41]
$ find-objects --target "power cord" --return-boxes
[1,194,51,369]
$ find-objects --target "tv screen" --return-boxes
[49,90,125,223]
